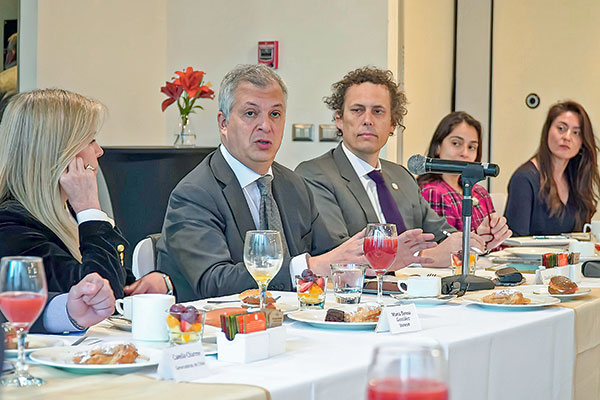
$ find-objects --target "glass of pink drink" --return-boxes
[364,223,398,304]
[367,342,449,400]
[0,256,48,387]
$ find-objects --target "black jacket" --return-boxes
[0,199,133,299]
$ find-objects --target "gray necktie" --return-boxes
[256,175,289,255]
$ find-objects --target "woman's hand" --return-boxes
[59,157,101,213]
[476,213,512,251]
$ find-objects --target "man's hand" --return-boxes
[476,213,512,250]
[124,272,168,295]
[307,230,368,276]
[420,231,485,268]
[388,229,436,271]
[67,273,115,329]
[59,157,101,213]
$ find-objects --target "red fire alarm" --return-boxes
[258,41,279,69]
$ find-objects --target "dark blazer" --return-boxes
[0,200,132,299]
[295,144,454,243]
[156,149,339,302]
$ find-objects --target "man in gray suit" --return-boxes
[296,67,510,267]
[157,65,365,301]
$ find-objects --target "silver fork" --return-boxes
[70,336,101,346]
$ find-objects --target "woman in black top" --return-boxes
[0,89,168,297]
[505,101,600,236]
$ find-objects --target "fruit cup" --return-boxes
[296,269,327,309]
[166,304,206,345]
[450,251,478,275]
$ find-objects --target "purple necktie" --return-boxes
[367,170,407,233]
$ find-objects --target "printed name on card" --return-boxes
[157,341,211,382]
[375,304,422,334]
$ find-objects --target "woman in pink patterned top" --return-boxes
[417,112,503,233]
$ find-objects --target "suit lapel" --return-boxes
[333,145,379,223]
[210,150,256,240]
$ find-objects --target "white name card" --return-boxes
[157,342,211,382]
[376,304,421,334]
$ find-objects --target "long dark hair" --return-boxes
[417,111,482,186]
[534,101,600,229]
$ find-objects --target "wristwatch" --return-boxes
[157,272,174,296]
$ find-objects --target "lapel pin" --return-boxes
[391,183,399,190]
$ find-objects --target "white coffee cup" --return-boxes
[583,221,600,238]
[397,276,441,297]
[131,294,175,342]
[568,241,595,258]
[115,296,133,320]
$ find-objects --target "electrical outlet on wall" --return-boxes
[292,124,314,141]
[319,124,340,142]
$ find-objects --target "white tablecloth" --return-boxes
[34,290,575,400]
[189,292,574,400]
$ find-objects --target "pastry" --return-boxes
[548,276,578,295]
[73,343,140,365]
[239,289,275,305]
[345,305,381,322]
[482,290,531,305]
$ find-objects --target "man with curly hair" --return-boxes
[296,66,488,268]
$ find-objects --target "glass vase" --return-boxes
[174,117,197,147]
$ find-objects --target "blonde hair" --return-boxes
[0,89,106,261]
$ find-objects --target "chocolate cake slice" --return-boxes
[325,308,345,322]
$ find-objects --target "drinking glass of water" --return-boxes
[330,264,368,304]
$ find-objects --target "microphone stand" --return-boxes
[441,165,495,293]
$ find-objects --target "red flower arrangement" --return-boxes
[160,67,215,129]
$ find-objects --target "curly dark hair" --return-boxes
[323,66,407,134]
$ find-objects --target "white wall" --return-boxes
[399,0,455,164]
[166,0,388,168]
[491,0,600,197]
[30,0,168,146]
[20,0,389,168]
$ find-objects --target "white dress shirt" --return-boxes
[341,142,387,223]
[219,145,308,286]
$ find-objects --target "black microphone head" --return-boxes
[407,154,427,175]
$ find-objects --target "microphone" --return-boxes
[407,154,499,177]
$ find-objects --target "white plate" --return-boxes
[29,342,161,373]
[287,310,377,330]
[390,294,457,306]
[532,287,592,299]
[504,236,573,247]
[504,247,565,259]
[107,316,131,331]
[4,336,65,357]
[201,301,299,315]
[462,290,560,309]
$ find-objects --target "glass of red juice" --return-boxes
[367,342,448,400]
[364,223,398,304]
[0,256,48,387]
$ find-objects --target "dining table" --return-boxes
[4,264,600,400]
